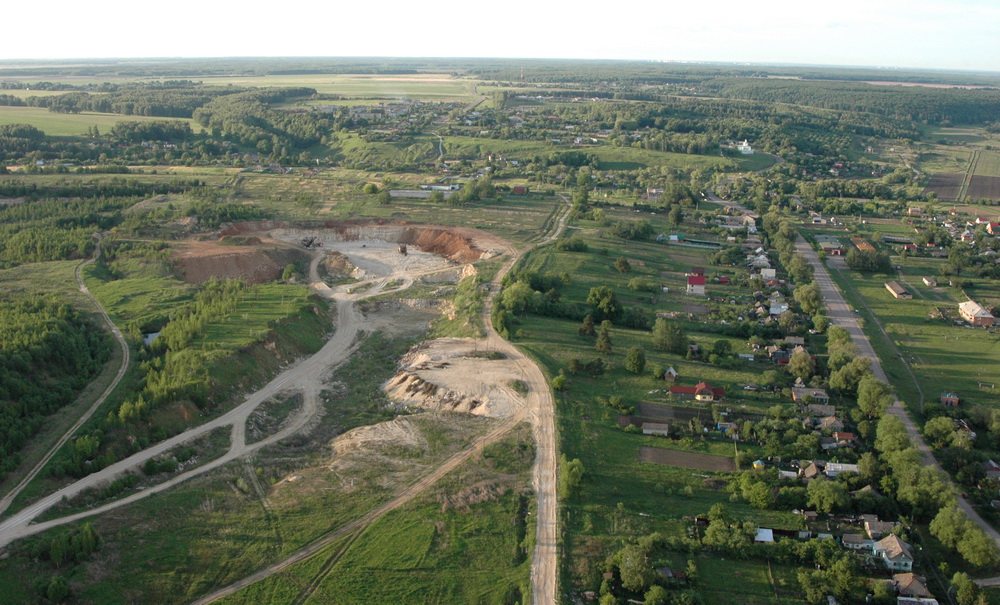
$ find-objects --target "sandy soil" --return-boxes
[0,211,564,604]
[385,338,526,418]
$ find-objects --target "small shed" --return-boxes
[754,528,774,543]
[940,392,960,407]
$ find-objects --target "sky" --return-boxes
[4,0,999,72]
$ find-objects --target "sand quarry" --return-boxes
[171,219,508,284]
[169,219,524,474]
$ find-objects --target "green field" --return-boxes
[495,209,818,594]
[205,73,482,101]
[0,105,198,137]
[824,252,1000,412]
[0,332,513,603]
[973,149,1000,177]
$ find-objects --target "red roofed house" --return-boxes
[833,431,856,444]
[686,275,706,296]
[669,381,725,403]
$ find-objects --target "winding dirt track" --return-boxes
[0,256,131,518]
[0,209,569,604]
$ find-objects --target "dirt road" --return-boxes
[0,209,568,602]
[198,200,568,604]
[0,255,131,518]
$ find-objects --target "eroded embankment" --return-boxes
[383,338,525,418]
[220,220,493,263]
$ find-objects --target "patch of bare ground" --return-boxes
[170,238,310,285]
[358,298,444,337]
[267,412,493,503]
[317,250,356,282]
[384,338,527,418]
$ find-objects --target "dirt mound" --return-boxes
[383,338,524,418]
[319,251,355,281]
[330,416,428,459]
[171,239,309,285]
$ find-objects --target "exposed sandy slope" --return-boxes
[385,338,525,418]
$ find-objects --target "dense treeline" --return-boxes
[107,120,192,143]
[0,180,201,265]
[192,87,326,154]
[706,77,1000,125]
[0,177,200,201]
[19,87,247,118]
[0,297,110,480]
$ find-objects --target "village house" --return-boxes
[959,300,995,326]
[840,533,867,550]
[686,275,706,296]
[922,277,937,287]
[641,422,671,436]
[669,381,725,403]
[893,573,933,599]
[824,462,858,477]
[863,515,899,540]
[817,416,845,432]
[851,237,876,252]
[663,366,679,382]
[832,432,856,445]
[940,392,960,407]
[983,459,1000,480]
[792,387,830,404]
[872,535,914,571]
[800,461,823,480]
[885,280,912,299]
[806,403,836,417]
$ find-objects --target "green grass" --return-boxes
[0,260,88,306]
[221,425,535,605]
[84,257,194,330]
[233,171,561,245]
[0,105,197,137]
[974,149,1000,177]
[193,283,317,351]
[695,558,806,605]
[307,498,531,604]
[205,73,482,101]
[0,332,503,603]
[825,257,1000,412]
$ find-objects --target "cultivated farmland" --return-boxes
[637,447,736,472]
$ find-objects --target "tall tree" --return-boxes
[596,320,613,355]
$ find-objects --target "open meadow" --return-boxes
[0,106,197,137]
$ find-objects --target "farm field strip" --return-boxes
[0,105,197,136]
[637,447,736,472]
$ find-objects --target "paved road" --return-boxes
[796,236,1000,552]
[712,184,1000,582]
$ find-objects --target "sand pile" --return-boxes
[383,338,524,418]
